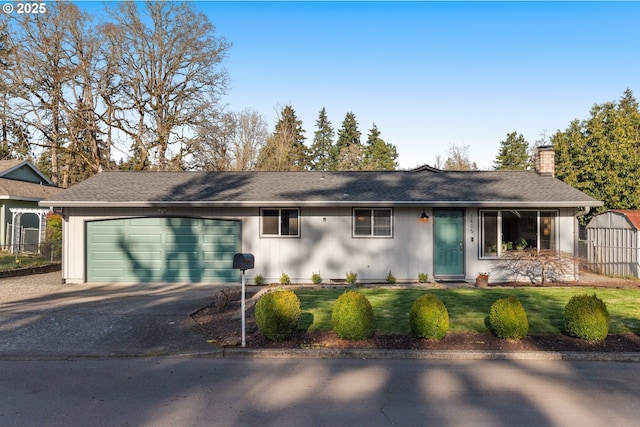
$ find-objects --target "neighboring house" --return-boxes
[41,148,603,285]
[0,160,61,252]
[586,210,640,278]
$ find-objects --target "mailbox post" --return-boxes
[232,253,254,347]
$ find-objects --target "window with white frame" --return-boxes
[353,208,392,237]
[480,210,557,257]
[261,208,299,237]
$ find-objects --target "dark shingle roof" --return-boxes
[40,170,603,208]
[0,178,61,201]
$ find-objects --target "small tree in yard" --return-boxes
[44,213,63,260]
[496,250,577,285]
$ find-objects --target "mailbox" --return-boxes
[233,253,254,270]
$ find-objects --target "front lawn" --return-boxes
[0,253,53,271]
[293,287,640,336]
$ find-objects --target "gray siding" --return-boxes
[62,206,580,284]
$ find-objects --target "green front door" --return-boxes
[86,217,241,283]
[434,209,464,278]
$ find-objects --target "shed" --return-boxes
[586,210,640,278]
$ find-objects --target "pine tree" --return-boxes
[309,107,334,171]
[493,132,530,170]
[333,112,362,170]
[553,89,640,217]
[255,105,308,171]
[363,124,398,170]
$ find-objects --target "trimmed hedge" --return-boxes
[409,294,449,340]
[255,290,301,341]
[564,293,609,341]
[331,291,374,340]
[489,296,529,340]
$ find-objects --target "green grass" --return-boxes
[294,287,640,335]
[0,253,52,270]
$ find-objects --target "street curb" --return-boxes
[221,348,640,362]
[2,349,638,362]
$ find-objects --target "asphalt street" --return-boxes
[2,357,640,426]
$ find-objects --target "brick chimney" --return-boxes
[534,145,555,177]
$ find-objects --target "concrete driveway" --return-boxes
[0,273,225,359]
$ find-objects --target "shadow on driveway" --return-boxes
[0,278,228,359]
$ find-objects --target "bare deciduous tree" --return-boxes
[495,250,578,286]
[8,4,75,185]
[443,143,478,171]
[6,2,108,187]
[104,1,231,171]
[190,108,267,171]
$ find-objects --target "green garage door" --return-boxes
[86,217,241,283]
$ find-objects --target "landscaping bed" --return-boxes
[192,274,640,352]
[193,299,640,352]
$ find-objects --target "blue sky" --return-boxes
[81,1,640,169]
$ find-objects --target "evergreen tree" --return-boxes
[333,112,362,170]
[363,124,398,170]
[493,132,530,170]
[553,89,640,217]
[309,107,334,171]
[255,105,308,171]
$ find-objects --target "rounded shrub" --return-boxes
[331,291,374,340]
[489,296,529,340]
[279,273,291,285]
[564,293,609,341]
[409,294,449,340]
[254,290,301,341]
[311,272,322,285]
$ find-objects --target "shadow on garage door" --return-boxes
[86,217,241,283]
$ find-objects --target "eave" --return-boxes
[39,200,605,209]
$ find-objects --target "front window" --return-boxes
[480,210,557,257]
[353,208,392,237]
[261,208,299,237]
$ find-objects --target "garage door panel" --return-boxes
[166,234,200,244]
[202,252,235,261]
[91,267,126,280]
[202,234,237,243]
[127,251,163,262]
[87,218,240,283]
[130,217,163,226]
[90,235,125,244]
[90,251,126,261]
[128,234,163,243]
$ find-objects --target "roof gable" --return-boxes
[41,170,603,209]
[0,160,54,185]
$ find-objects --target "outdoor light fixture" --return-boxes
[419,210,430,223]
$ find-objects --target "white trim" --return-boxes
[39,200,604,209]
[479,209,559,259]
[259,207,300,238]
[9,207,50,253]
[352,207,393,238]
[0,160,54,185]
